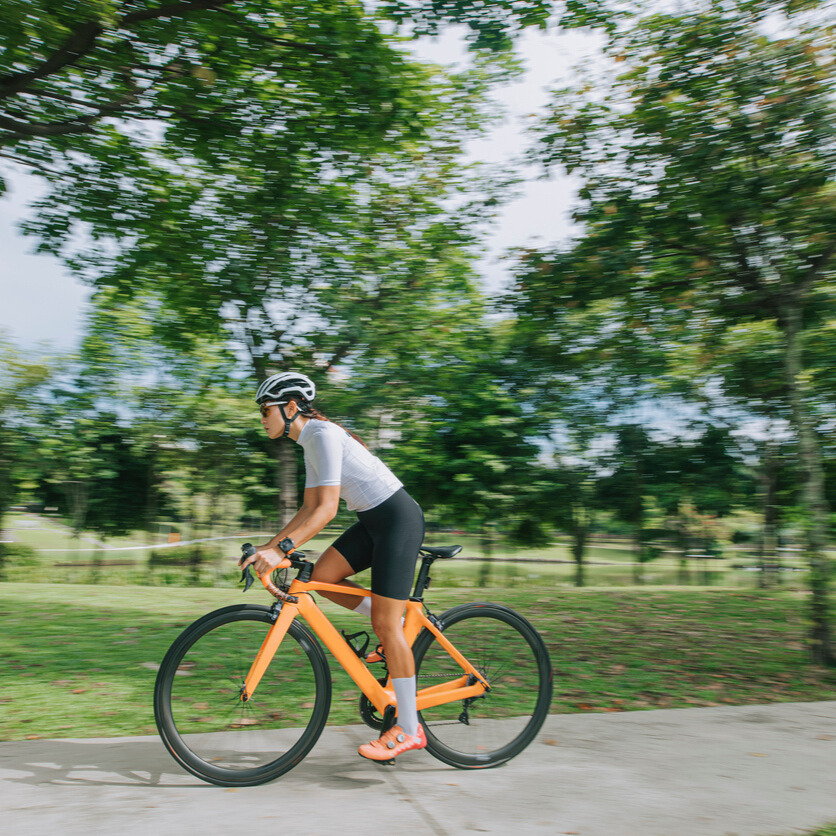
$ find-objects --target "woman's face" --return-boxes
[260,399,299,439]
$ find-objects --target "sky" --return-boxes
[0,26,600,352]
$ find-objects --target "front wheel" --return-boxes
[413,603,552,769]
[154,604,331,786]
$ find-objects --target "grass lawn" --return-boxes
[1,581,834,741]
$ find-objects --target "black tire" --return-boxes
[154,604,331,786]
[413,603,552,769]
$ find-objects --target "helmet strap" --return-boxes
[279,404,300,438]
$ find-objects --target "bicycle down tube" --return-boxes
[242,578,490,716]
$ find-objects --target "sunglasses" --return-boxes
[259,402,287,418]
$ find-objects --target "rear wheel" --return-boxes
[413,603,552,769]
[154,604,331,786]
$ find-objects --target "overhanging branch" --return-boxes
[0,0,238,101]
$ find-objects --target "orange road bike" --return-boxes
[153,544,553,786]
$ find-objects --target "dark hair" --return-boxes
[293,399,369,449]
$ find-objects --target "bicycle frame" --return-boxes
[242,577,490,717]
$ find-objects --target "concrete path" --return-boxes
[2,702,835,836]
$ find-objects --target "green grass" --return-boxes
[1,582,834,741]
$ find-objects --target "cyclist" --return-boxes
[240,371,427,761]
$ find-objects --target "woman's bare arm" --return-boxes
[244,485,340,574]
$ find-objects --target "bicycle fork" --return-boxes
[239,602,298,701]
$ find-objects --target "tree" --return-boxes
[0,0,564,167]
[332,315,547,582]
[35,409,154,586]
[0,334,52,543]
[517,1,836,662]
[596,424,656,583]
[67,296,285,539]
[0,1,511,167]
[547,461,600,588]
[4,2,523,528]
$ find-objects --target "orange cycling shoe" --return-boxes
[358,724,427,761]
[365,645,386,664]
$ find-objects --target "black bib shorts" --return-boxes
[331,488,425,600]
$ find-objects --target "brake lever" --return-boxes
[239,542,258,592]
[240,565,255,593]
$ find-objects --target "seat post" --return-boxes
[411,554,435,600]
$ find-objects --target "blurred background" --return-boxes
[0,0,834,657]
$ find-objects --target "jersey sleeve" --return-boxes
[304,426,344,487]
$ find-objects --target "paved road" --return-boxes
[2,702,835,836]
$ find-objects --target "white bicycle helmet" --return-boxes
[255,372,316,407]
[255,372,317,438]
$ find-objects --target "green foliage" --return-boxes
[37,413,154,539]
[512,0,836,657]
[3,0,834,589]
[382,0,554,49]
[356,319,547,532]
[0,335,55,531]
[522,1,836,335]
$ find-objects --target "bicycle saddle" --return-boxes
[419,545,462,559]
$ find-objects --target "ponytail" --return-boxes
[295,401,369,449]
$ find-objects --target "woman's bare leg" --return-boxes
[370,593,420,737]
[311,546,368,610]
[370,594,413,678]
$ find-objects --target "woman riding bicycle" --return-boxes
[240,371,427,761]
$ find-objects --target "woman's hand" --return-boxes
[239,546,287,577]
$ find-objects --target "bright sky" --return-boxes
[0,26,600,352]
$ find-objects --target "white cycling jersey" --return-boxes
[296,419,402,512]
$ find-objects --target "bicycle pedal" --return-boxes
[372,758,396,766]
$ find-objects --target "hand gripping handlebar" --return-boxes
[239,542,299,603]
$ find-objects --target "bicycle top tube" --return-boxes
[241,543,464,602]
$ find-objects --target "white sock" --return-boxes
[353,597,405,627]
[353,597,372,618]
[392,675,419,737]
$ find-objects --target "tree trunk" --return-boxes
[478,522,493,587]
[758,441,779,589]
[632,523,645,585]
[572,524,587,587]
[90,535,104,585]
[277,442,297,528]
[676,511,690,585]
[0,423,9,548]
[64,480,89,561]
[0,425,8,580]
[781,301,834,666]
[189,487,202,583]
[145,452,158,549]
